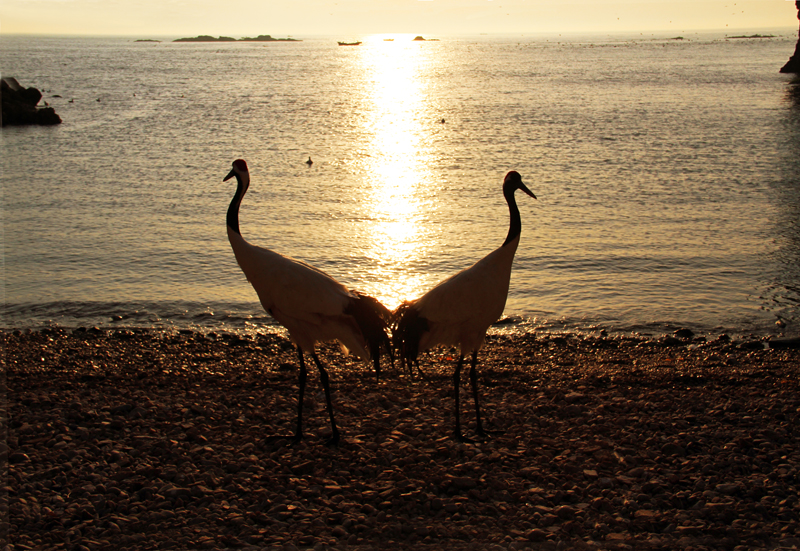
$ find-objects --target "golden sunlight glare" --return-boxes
[354,37,441,309]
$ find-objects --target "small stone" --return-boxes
[526,528,548,542]
[9,452,29,464]
[597,477,615,489]
[190,484,211,497]
[627,468,645,478]
[716,483,739,495]
[555,506,575,519]
[107,522,121,534]
[164,487,192,499]
[452,477,477,490]
[110,403,135,415]
[291,461,315,475]
[591,497,613,512]
[540,514,559,526]
[564,392,586,403]
[661,443,686,457]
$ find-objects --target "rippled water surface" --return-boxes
[2,32,800,337]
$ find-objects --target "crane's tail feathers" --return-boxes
[346,292,394,367]
[391,301,428,368]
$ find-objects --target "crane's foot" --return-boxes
[262,433,301,451]
[455,431,478,444]
[454,426,504,443]
[477,427,505,439]
[411,369,428,381]
[324,433,340,447]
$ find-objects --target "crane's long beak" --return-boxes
[224,169,236,182]
[520,182,537,200]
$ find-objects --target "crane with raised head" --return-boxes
[393,170,536,442]
[223,159,392,446]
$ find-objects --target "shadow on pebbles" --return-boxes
[4,328,800,550]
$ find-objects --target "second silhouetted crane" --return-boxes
[223,159,392,446]
[393,171,536,442]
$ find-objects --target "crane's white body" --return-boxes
[227,226,370,360]
[222,158,391,446]
[392,170,535,441]
[413,235,519,355]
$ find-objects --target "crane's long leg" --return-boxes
[453,353,469,442]
[468,350,484,437]
[373,334,394,381]
[294,347,308,443]
[469,350,503,438]
[413,359,427,379]
[372,345,381,382]
[310,351,340,447]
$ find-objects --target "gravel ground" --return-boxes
[3,327,800,550]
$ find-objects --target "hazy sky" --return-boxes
[2,0,797,37]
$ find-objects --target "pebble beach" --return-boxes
[4,327,800,550]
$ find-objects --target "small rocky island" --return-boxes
[174,34,300,43]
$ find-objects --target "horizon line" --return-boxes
[1,25,797,40]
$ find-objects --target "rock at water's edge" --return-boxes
[780,1,800,73]
[1,77,62,127]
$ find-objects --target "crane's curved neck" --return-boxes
[502,186,522,247]
[227,173,249,236]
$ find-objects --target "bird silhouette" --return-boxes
[393,171,536,442]
[223,159,392,446]
[306,157,313,166]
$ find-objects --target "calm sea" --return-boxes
[2,31,799,339]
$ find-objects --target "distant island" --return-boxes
[173,35,300,43]
[135,39,161,43]
[727,34,776,39]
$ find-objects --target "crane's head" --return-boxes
[503,171,536,200]
[224,159,249,183]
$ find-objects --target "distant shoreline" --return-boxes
[727,33,776,39]
[173,34,300,43]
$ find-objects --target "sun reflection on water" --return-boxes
[352,36,442,309]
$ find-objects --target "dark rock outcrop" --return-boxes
[1,77,61,127]
[780,1,800,73]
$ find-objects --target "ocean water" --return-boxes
[2,31,800,338]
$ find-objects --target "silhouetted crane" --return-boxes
[223,159,392,446]
[393,171,536,441]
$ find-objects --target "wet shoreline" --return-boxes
[5,328,800,550]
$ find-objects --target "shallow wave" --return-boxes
[0,300,785,341]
